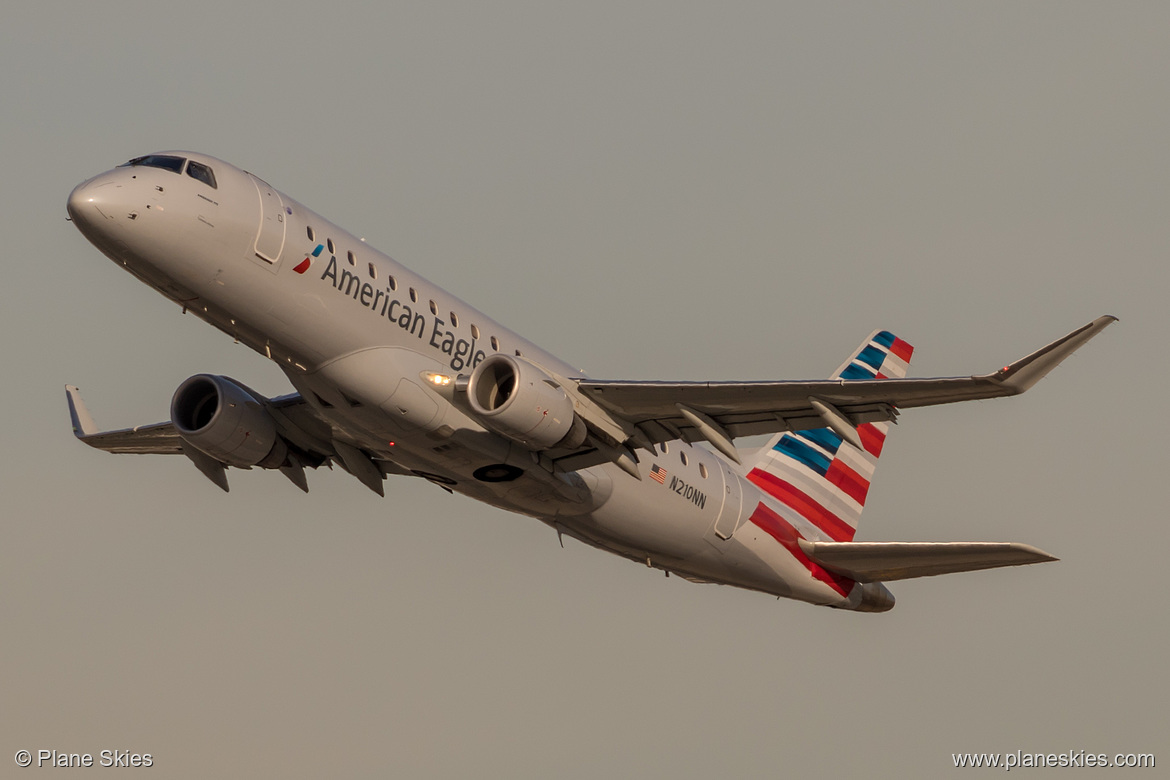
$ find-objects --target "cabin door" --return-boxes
[712,463,744,540]
[250,175,286,263]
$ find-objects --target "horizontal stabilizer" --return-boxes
[797,540,1057,582]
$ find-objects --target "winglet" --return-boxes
[65,385,98,438]
[995,315,1118,393]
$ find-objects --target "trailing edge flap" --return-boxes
[797,540,1058,582]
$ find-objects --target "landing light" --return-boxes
[424,372,452,387]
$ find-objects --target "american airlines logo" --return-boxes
[293,243,324,274]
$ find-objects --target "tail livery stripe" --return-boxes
[888,337,914,363]
[768,430,873,502]
[742,329,913,548]
[840,363,878,379]
[749,502,854,596]
[870,330,914,361]
[839,331,915,381]
[795,427,843,454]
[855,345,888,370]
[858,423,886,457]
[775,436,833,475]
[747,470,855,542]
[833,435,877,479]
[825,459,870,505]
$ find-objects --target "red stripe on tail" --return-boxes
[749,503,854,597]
[825,459,870,505]
[890,337,914,362]
[858,423,886,457]
[747,469,855,541]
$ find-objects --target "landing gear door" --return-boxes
[712,462,744,540]
[250,174,286,263]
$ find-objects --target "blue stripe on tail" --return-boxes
[775,436,831,476]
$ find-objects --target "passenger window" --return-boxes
[185,161,217,188]
[680,451,688,466]
[307,226,315,241]
[450,311,459,327]
[429,300,438,315]
[490,336,499,350]
[347,250,356,266]
[387,275,397,291]
[470,324,480,339]
[699,462,708,479]
[327,239,335,255]
[368,263,377,279]
[409,288,418,303]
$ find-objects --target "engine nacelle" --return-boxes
[465,355,587,450]
[170,374,287,468]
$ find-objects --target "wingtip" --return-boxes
[65,384,98,438]
[997,315,1117,393]
[1014,542,1059,564]
[1091,314,1119,329]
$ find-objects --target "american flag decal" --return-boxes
[649,464,668,484]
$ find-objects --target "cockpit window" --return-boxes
[119,154,186,174]
[186,161,217,189]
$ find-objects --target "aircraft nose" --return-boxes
[68,179,101,229]
[66,178,93,224]
[67,174,122,234]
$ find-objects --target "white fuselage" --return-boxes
[67,152,869,609]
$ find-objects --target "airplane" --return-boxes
[64,151,1115,612]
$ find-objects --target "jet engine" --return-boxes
[465,354,587,450]
[170,374,288,468]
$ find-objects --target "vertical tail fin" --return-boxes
[745,331,914,542]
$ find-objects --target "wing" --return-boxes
[66,385,182,453]
[65,386,328,455]
[574,316,1116,454]
[66,383,415,494]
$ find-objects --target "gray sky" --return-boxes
[3,2,1165,777]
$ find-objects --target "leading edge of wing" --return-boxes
[575,315,1118,420]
